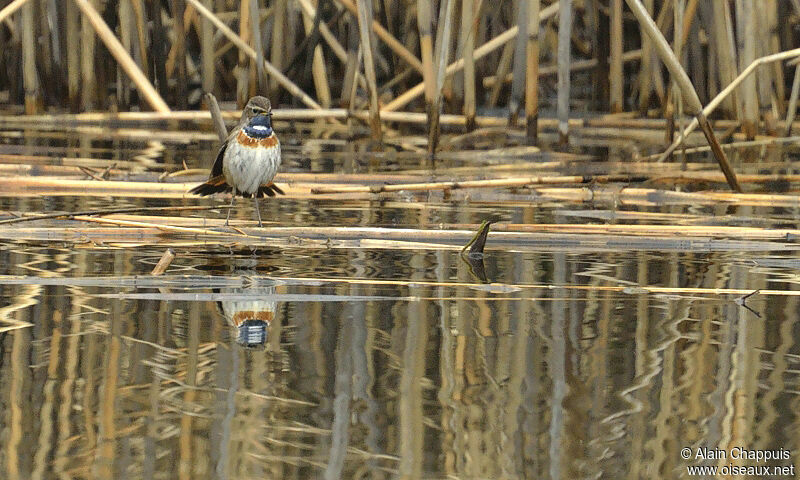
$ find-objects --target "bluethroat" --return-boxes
[190,96,283,227]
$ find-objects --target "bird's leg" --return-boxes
[253,195,263,227]
[225,188,236,226]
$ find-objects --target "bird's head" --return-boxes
[242,96,273,137]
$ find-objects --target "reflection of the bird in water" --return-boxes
[216,277,278,348]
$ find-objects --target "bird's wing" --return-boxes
[208,127,239,179]
[209,142,227,179]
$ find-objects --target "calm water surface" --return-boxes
[1,124,799,479]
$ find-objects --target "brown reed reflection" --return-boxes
[1,225,799,478]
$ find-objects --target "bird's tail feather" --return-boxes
[257,183,285,197]
[190,176,285,198]
[189,176,231,196]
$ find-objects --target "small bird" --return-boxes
[190,96,283,227]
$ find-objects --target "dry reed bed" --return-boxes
[3,1,800,164]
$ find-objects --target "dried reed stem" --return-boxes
[786,64,800,136]
[130,0,148,77]
[461,0,477,131]
[199,0,214,95]
[624,0,740,192]
[74,0,171,112]
[79,0,97,110]
[203,92,228,141]
[525,0,540,141]
[310,174,643,194]
[300,1,331,107]
[710,0,738,116]
[171,0,187,109]
[609,0,623,112]
[0,0,31,23]
[150,249,176,275]
[185,0,322,110]
[384,1,559,113]
[483,49,642,87]
[296,0,367,91]
[557,0,572,143]
[659,47,800,161]
[248,0,267,96]
[355,0,381,141]
[21,0,40,114]
[488,39,514,107]
[65,1,80,108]
[335,0,423,73]
[508,0,527,123]
[737,0,758,137]
[428,0,455,153]
[236,0,250,105]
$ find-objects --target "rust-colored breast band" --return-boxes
[237,131,278,148]
[258,135,279,148]
[236,130,258,147]
[231,310,274,326]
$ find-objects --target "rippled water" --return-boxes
[1,122,799,478]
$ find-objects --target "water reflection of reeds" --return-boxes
[0,243,798,477]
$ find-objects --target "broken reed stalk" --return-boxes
[658,47,800,162]
[151,248,176,275]
[623,0,741,192]
[203,92,228,141]
[73,0,170,113]
[355,0,381,141]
